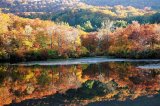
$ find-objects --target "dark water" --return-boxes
[0,58,160,106]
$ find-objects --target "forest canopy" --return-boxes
[0,12,160,62]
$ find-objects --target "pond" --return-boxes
[0,57,160,106]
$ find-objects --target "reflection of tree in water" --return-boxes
[38,70,51,86]
[10,80,118,106]
[0,65,8,84]
[109,62,135,81]
[81,62,160,101]
[82,63,111,82]
[0,63,160,106]
[97,63,105,82]
[0,65,85,105]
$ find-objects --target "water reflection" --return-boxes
[0,62,160,106]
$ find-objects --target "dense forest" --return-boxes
[0,11,160,62]
[0,0,160,62]
[82,0,160,9]
[0,1,160,106]
[21,5,156,32]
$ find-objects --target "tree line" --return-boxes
[0,12,160,62]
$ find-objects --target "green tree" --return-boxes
[114,20,128,28]
[82,21,94,32]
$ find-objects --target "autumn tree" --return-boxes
[47,26,55,49]
[0,13,12,34]
[97,20,113,53]
[81,32,98,55]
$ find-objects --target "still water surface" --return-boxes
[0,57,160,106]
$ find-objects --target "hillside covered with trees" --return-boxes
[0,0,160,62]
[0,12,160,62]
[82,0,160,9]
[0,0,159,32]
[0,1,160,106]
[20,5,156,32]
[0,12,89,62]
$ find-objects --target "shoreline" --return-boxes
[1,56,160,66]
